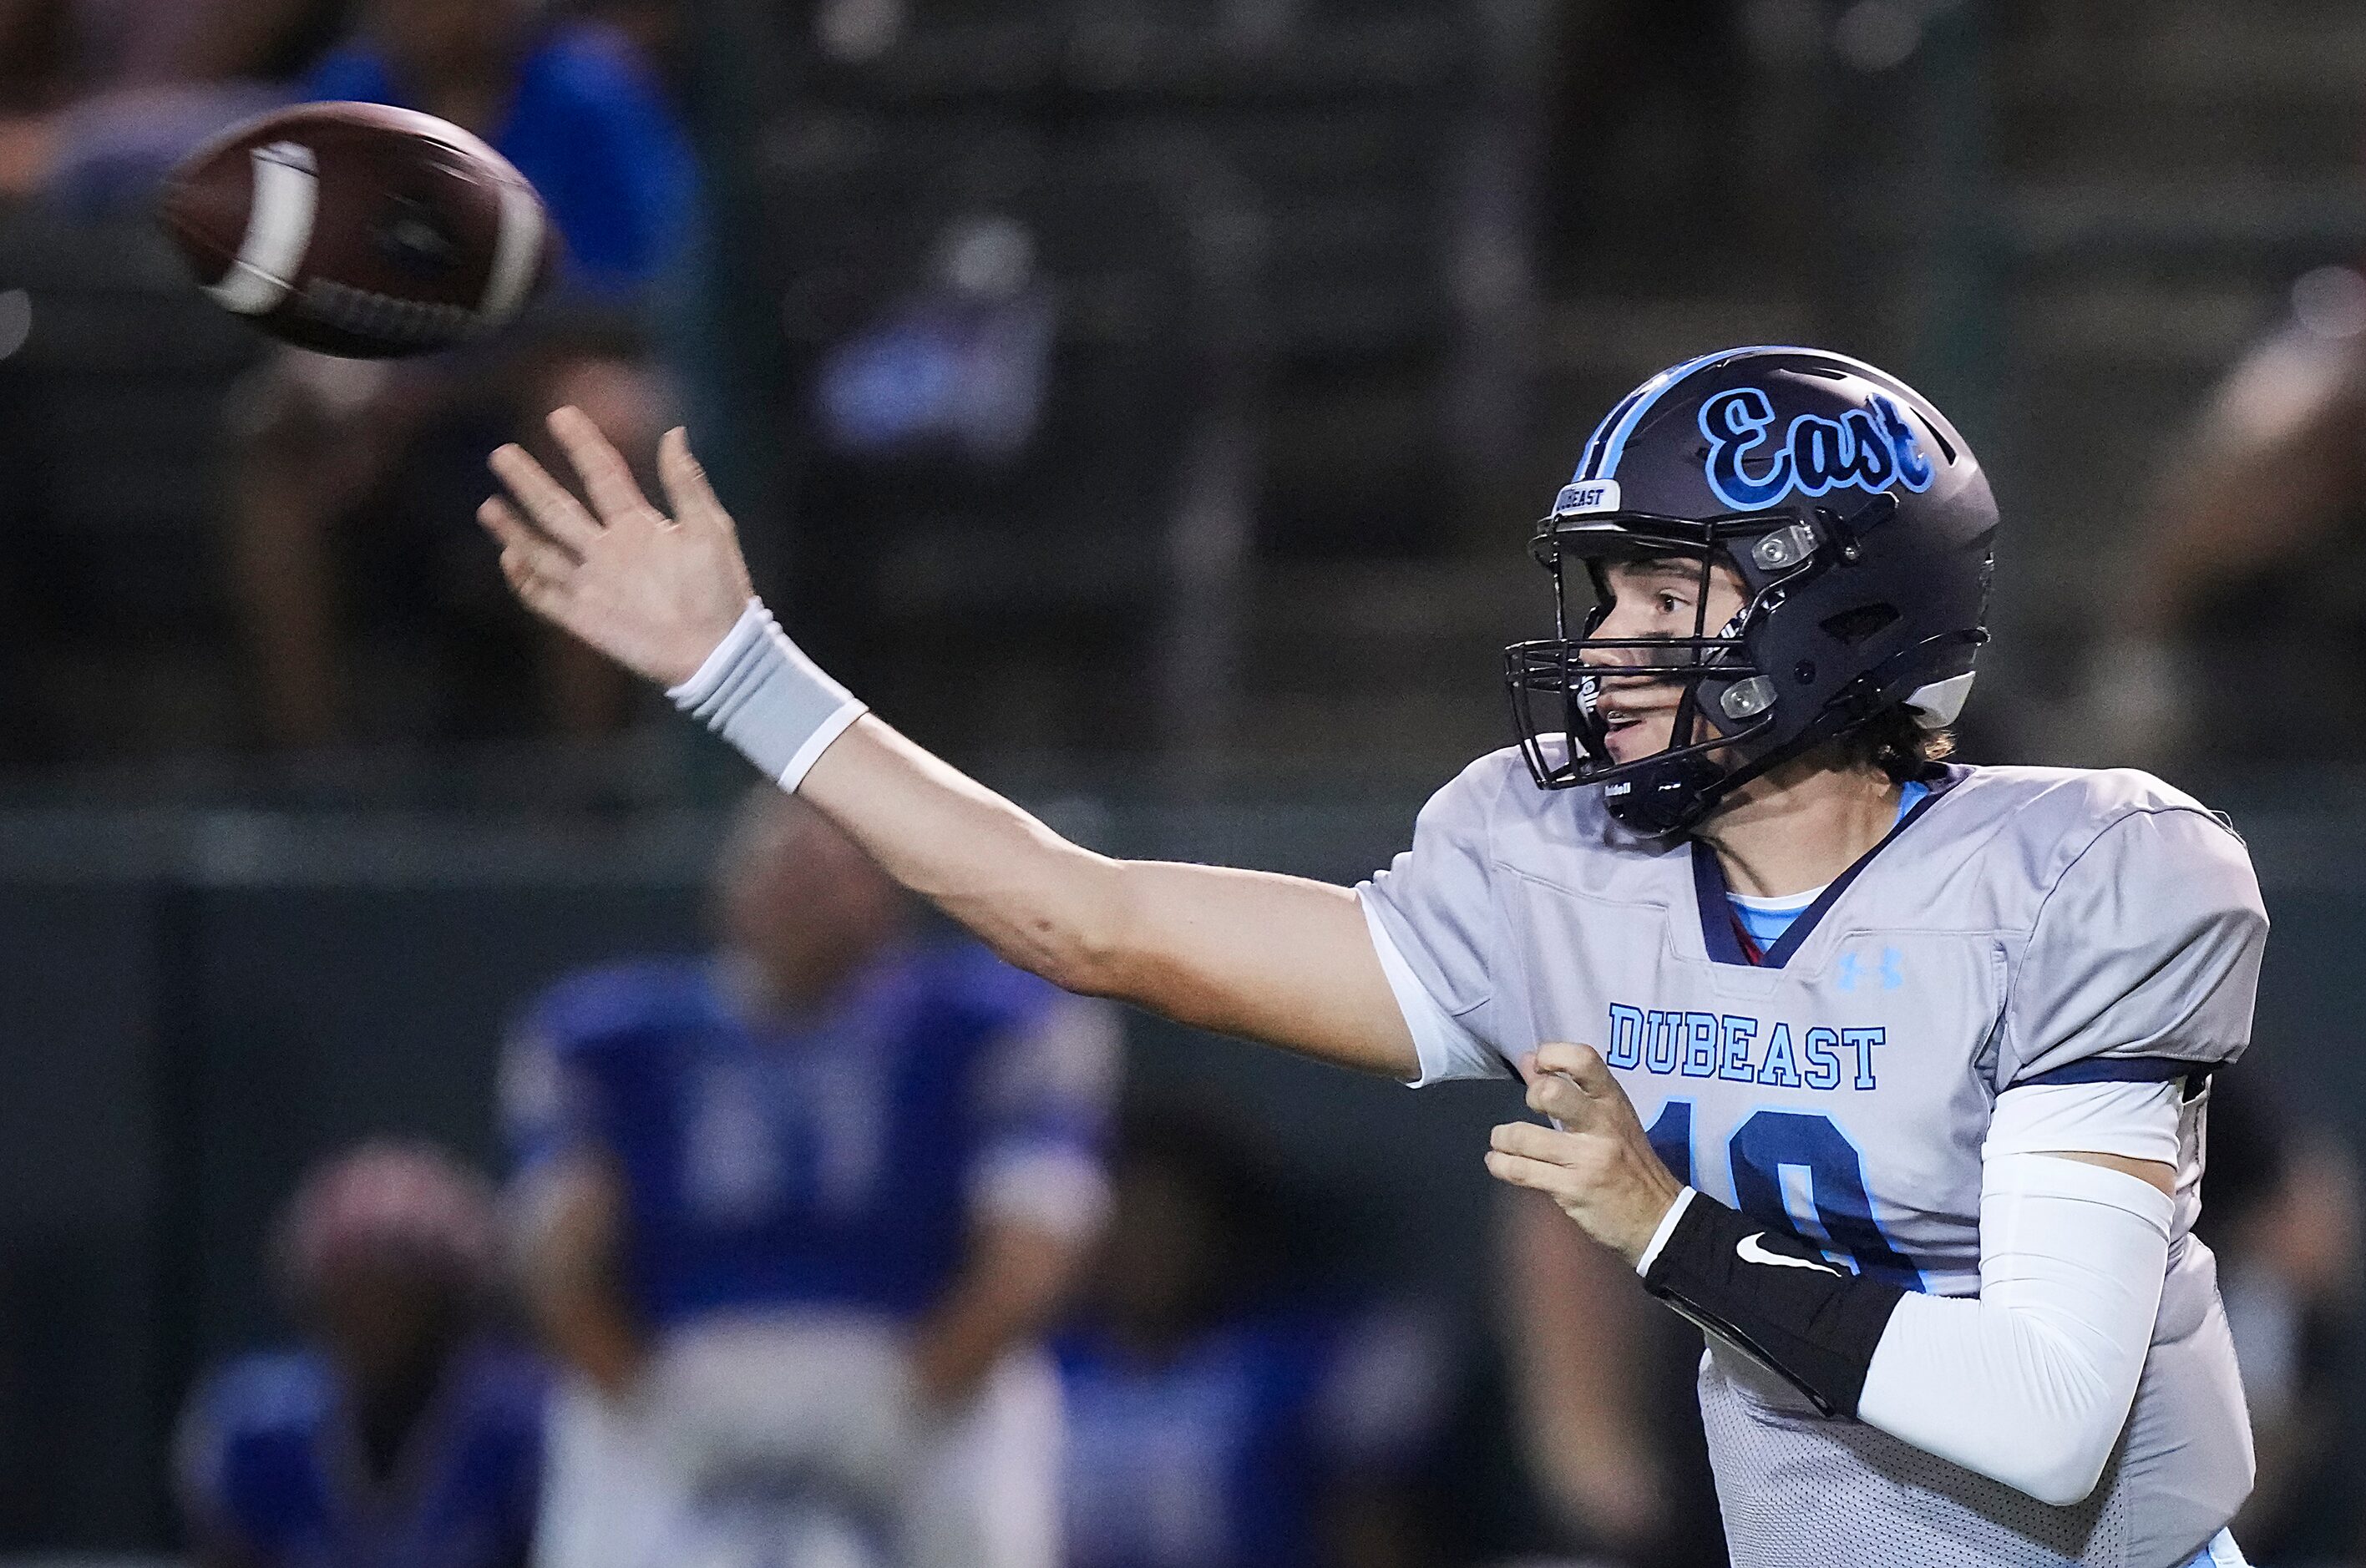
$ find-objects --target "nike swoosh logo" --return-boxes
[1736,1232,1842,1275]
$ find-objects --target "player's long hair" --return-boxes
[1847,706,1956,783]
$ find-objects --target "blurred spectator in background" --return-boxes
[0,0,320,109]
[0,0,328,211]
[174,1141,547,1568]
[2188,1066,2363,1560]
[815,214,1056,467]
[570,0,689,100]
[1055,1109,1446,1568]
[2092,261,2366,769]
[224,0,696,749]
[504,787,1119,1568]
[1494,1188,1724,1568]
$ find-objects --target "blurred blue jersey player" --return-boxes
[303,4,695,301]
[176,1143,546,1568]
[504,788,1120,1568]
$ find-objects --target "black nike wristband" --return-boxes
[1639,1191,1907,1418]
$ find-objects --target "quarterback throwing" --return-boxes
[480,346,2264,1568]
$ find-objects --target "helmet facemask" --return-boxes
[1506,517,1801,834]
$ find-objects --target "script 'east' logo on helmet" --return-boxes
[1699,388,1935,512]
[1504,346,1998,836]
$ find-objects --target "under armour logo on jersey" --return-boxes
[1835,948,1905,993]
[1699,388,1936,512]
[1737,1232,1841,1275]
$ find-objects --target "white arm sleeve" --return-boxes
[1359,893,1507,1087]
[1855,1141,2176,1507]
[1356,753,1521,1084]
[1982,1078,2184,1166]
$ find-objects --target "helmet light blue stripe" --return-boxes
[1574,382,1652,482]
[1587,343,1930,490]
[1582,346,1739,482]
[1595,344,1842,483]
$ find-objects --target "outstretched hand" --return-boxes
[479,407,755,688]
[1486,1042,1688,1267]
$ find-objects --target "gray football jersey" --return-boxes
[1360,756,2267,1568]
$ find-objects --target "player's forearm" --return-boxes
[517,1232,648,1396]
[526,1282,648,1398]
[481,431,1416,1070]
[483,429,1415,1071]
[2125,369,2360,635]
[512,1157,646,1396]
[907,1222,1083,1408]
[799,717,1132,993]
[1503,1052,2179,1508]
[1638,1155,2171,1507]
[663,600,1140,994]
[1502,1192,1671,1545]
[800,719,1420,1076]
[1851,1156,2171,1505]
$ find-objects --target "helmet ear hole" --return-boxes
[1819,603,1899,645]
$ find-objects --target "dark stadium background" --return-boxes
[1,1,2363,1561]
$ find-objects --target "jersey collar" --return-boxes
[1690,764,1966,969]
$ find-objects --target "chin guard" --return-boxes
[1601,751,1730,837]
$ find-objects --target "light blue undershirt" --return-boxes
[1726,778,1931,950]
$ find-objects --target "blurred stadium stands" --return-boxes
[2,2,2358,788]
[0,208,261,763]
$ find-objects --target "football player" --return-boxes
[505,787,1119,1568]
[479,346,2265,1567]
[175,1142,545,1568]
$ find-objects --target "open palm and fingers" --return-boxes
[479,407,752,687]
[1487,1042,1687,1266]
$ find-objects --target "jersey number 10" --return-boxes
[1646,1101,1926,1290]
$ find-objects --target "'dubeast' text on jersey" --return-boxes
[1359,759,2267,1568]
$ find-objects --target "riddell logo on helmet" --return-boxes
[1698,389,1935,513]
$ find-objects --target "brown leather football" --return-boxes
[159,100,553,358]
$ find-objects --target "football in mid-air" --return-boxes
[159,101,552,359]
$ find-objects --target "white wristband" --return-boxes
[1634,1186,1698,1277]
[666,599,866,790]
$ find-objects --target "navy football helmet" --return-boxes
[1505,346,1996,835]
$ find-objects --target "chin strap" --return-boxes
[1598,623,1986,834]
[1603,751,1730,836]
[1604,697,1853,836]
